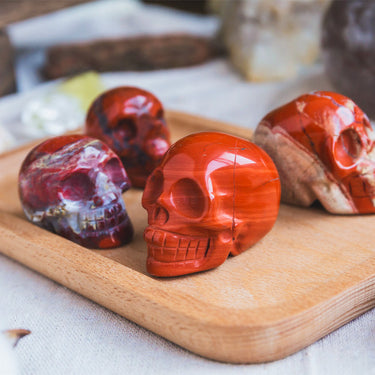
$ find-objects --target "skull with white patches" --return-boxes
[19,135,133,248]
[254,91,375,214]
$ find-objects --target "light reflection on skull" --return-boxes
[19,135,134,248]
[85,86,171,188]
[142,132,280,277]
[254,91,375,214]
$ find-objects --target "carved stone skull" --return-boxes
[142,132,280,277]
[19,135,134,248]
[85,86,171,188]
[253,91,375,214]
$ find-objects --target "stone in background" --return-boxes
[214,0,330,81]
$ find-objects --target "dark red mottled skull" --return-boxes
[85,86,171,188]
[142,132,280,277]
[254,91,375,214]
[19,135,134,248]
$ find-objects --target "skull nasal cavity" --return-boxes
[117,118,137,140]
[334,128,362,167]
[171,178,205,218]
[61,173,95,200]
[153,206,168,225]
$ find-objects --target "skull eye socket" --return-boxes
[103,158,129,191]
[60,172,95,201]
[334,128,363,167]
[171,178,205,218]
[117,118,137,140]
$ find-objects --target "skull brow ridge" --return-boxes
[30,139,100,170]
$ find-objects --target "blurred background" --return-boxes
[0,0,344,153]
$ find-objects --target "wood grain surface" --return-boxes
[1,111,375,363]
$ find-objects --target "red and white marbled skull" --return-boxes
[254,91,375,213]
[19,135,134,248]
[85,86,170,188]
[142,132,280,277]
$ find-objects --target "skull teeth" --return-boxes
[145,228,209,263]
[79,202,126,231]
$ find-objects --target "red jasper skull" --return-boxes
[85,86,171,188]
[142,132,280,277]
[254,91,375,214]
[19,135,134,248]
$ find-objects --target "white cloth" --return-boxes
[1,2,374,374]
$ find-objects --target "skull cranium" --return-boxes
[253,91,375,213]
[19,135,134,248]
[142,132,280,277]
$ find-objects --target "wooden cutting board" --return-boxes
[1,110,375,364]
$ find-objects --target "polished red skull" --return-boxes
[19,135,134,248]
[142,132,281,277]
[254,91,375,214]
[85,86,171,188]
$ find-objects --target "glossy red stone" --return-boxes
[254,91,375,214]
[142,132,281,277]
[19,135,134,249]
[85,86,171,188]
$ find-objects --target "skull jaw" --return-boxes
[342,175,375,214]
[144,227,231,277]
[146,249,230,277]
[25,199,134,249]
[45,214,133,249]
[147,258,211,277]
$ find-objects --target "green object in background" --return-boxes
[58,71,106,111]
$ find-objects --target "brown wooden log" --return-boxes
[0,28,16,96]
[0,0,92,28]
[43,34,224,79]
